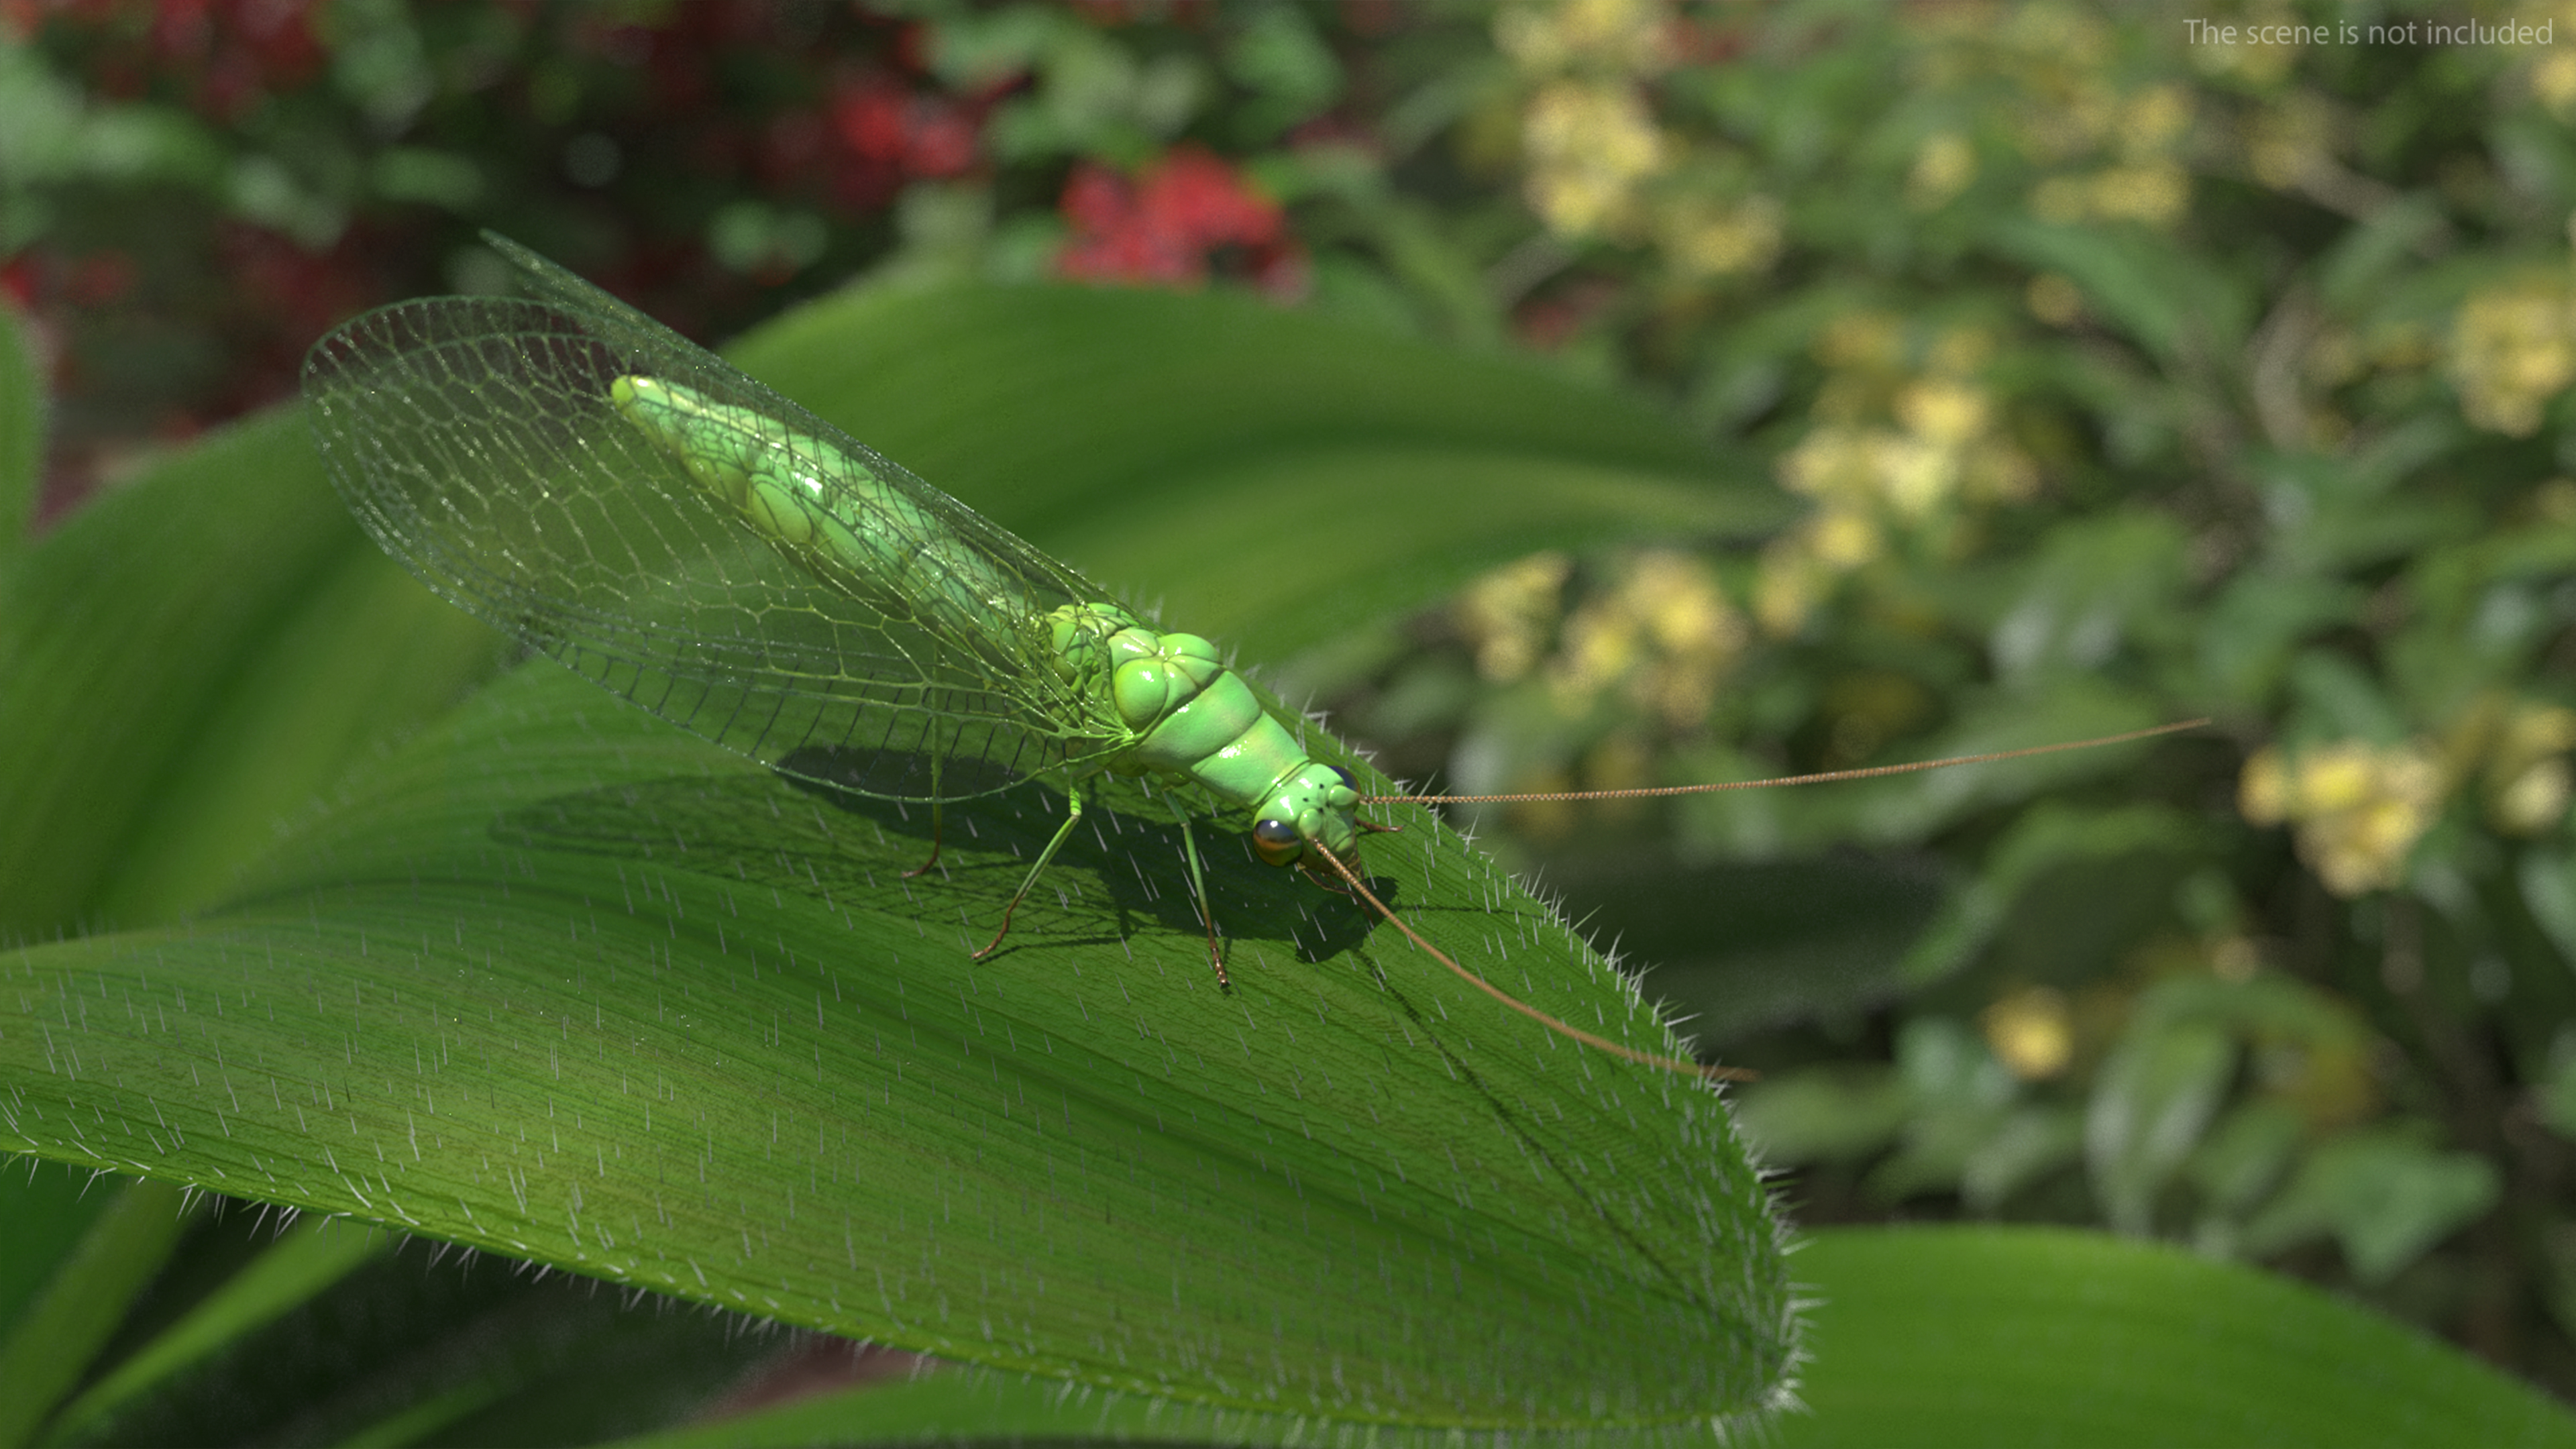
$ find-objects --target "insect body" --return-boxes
[605,373,1362,984]
[307,233,2191,1082]
[307,233,1479,1026]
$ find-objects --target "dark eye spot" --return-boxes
[1252,818,1301,867]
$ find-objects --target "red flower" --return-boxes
[1059,164,1132,235]
[832,83,909,163]
[151,0,213,63]
[904,102,977,177]
[238,0,323,79]
[832,80,981,180]
[0,254,35,311]
[1056,147,1298,292]
[142,0,323,119]
[1138,149,1279,248]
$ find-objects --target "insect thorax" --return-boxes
[1036,602,1328,826]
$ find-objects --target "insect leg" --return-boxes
[1167,798,1229,990]
[904,753,945,878]
[1298,858,1358,899]
[973,784,1085,960]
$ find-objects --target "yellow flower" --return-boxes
[2481,701,2576,833]
[2002,3,2108,71]
[1755,538,1831,636]
[1807,507,1884,570]
[2296,744,2381,815]
[1773,346,2037,596]
[1815,311,1907,372]
[2449,278,2576,437]
[1496,0,1670,76]
[1545,551,1746,727]
[2027,272,2084,326]
[2087,162,2190,227]
[1522,80,1668,237]
[1455,551,1570,682]
[1779,426,1878,504]
[2241,741,2448,896]
[2239,747,2292,824]
[1642,655,1725,731]
[1908,132,1978,211]
[2192,5,2301,85]
[1898,378,1990,447]
[1629,549,1746,659]
[1782,422,1978,521]
[1552,597,1640,707]
[1657,194,1784,279]
[1872,433,1958,519]
[2500,701,2576,761]
[1627,551,1752,722]
[2532,50,2576,121]
[2120,85,2192,160]
[2495,759,2572,835]
[2249,94,2332,191]
[1982,986,2074,1081]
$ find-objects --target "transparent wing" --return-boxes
[303,236,1132,802]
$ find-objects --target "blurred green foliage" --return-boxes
[7,0,2576,1418]
[1382,0,2576,1396]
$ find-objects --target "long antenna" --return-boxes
[1309,844,1755,1083]
[1365,719,2208,805]
[1324,719,2206,1081]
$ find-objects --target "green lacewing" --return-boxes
[305,233,2197,1081]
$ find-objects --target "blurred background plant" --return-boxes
[7,0,2576,1408]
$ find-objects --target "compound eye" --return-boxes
[1252,817,1302,866]
[1326,765,1355,789]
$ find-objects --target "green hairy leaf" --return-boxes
[0,267,1794,1438]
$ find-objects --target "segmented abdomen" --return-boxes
[610,376,1026,639]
